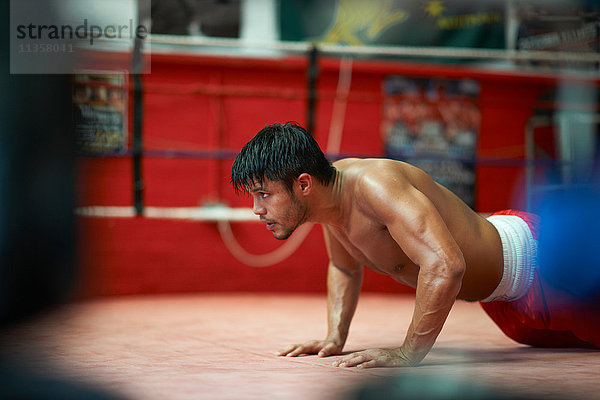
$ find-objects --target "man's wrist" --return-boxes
[325,332,346,346]
[397,345,426,366]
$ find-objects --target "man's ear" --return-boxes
[296,173,313,195]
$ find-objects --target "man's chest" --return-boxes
[328,215,419,282]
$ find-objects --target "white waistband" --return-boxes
[480,215,537,303]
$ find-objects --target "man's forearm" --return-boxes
[401,266,464,364]
[326,262,363,345]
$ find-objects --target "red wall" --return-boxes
[76,52,595,297]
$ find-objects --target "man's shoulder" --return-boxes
[340,159,416,207]
[334,157,409,175]
[340,158,412,187]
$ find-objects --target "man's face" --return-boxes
[249,179,307,240]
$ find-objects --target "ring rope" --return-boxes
[149,34,600,65]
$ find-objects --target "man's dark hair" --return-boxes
[231,122,335,194]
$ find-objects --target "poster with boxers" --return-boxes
[382,76,480,208]
[73,72,128,153]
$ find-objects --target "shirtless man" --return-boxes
[231,122,600,368]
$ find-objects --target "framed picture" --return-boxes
[73,72,128,154]
[383,76,480,207]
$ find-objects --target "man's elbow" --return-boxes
[446,253,466,280]
[427,253,466,284]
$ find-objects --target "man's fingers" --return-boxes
[356,360,377,369]
[317,342,338,357]
[332,352,378,368]
[286,348,303,357]
[286,344,314,357]
[331,348,412,368]
[337,353,367,368]
[278,340,339,358]
[277,344,298,356]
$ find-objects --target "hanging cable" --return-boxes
[217,221,314,267]
[326,56,353,156]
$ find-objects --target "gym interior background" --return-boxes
[73,0,600,297]
[2,1,599,399]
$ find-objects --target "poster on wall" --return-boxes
[73,72,128,153]
[280,0,505,49]
[382,76,480,208]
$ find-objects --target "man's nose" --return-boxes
[252,199,266,215]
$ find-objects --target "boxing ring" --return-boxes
[3,28,599,400]
[73,34,600,292]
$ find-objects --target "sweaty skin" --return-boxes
[250,158,504,368]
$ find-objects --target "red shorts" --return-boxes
[480,210,600,348]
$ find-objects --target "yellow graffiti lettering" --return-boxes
[321,0,408,45]
[437,12,502,30]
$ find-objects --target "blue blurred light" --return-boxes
[536,185,600,300]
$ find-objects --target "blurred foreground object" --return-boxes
[537,185,600,301]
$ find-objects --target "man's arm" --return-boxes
[389,183,465,365]
[334,169,465,368]
[322,260,363,355]
[278,228,362,357]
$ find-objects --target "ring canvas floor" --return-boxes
[1,294,598,399]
